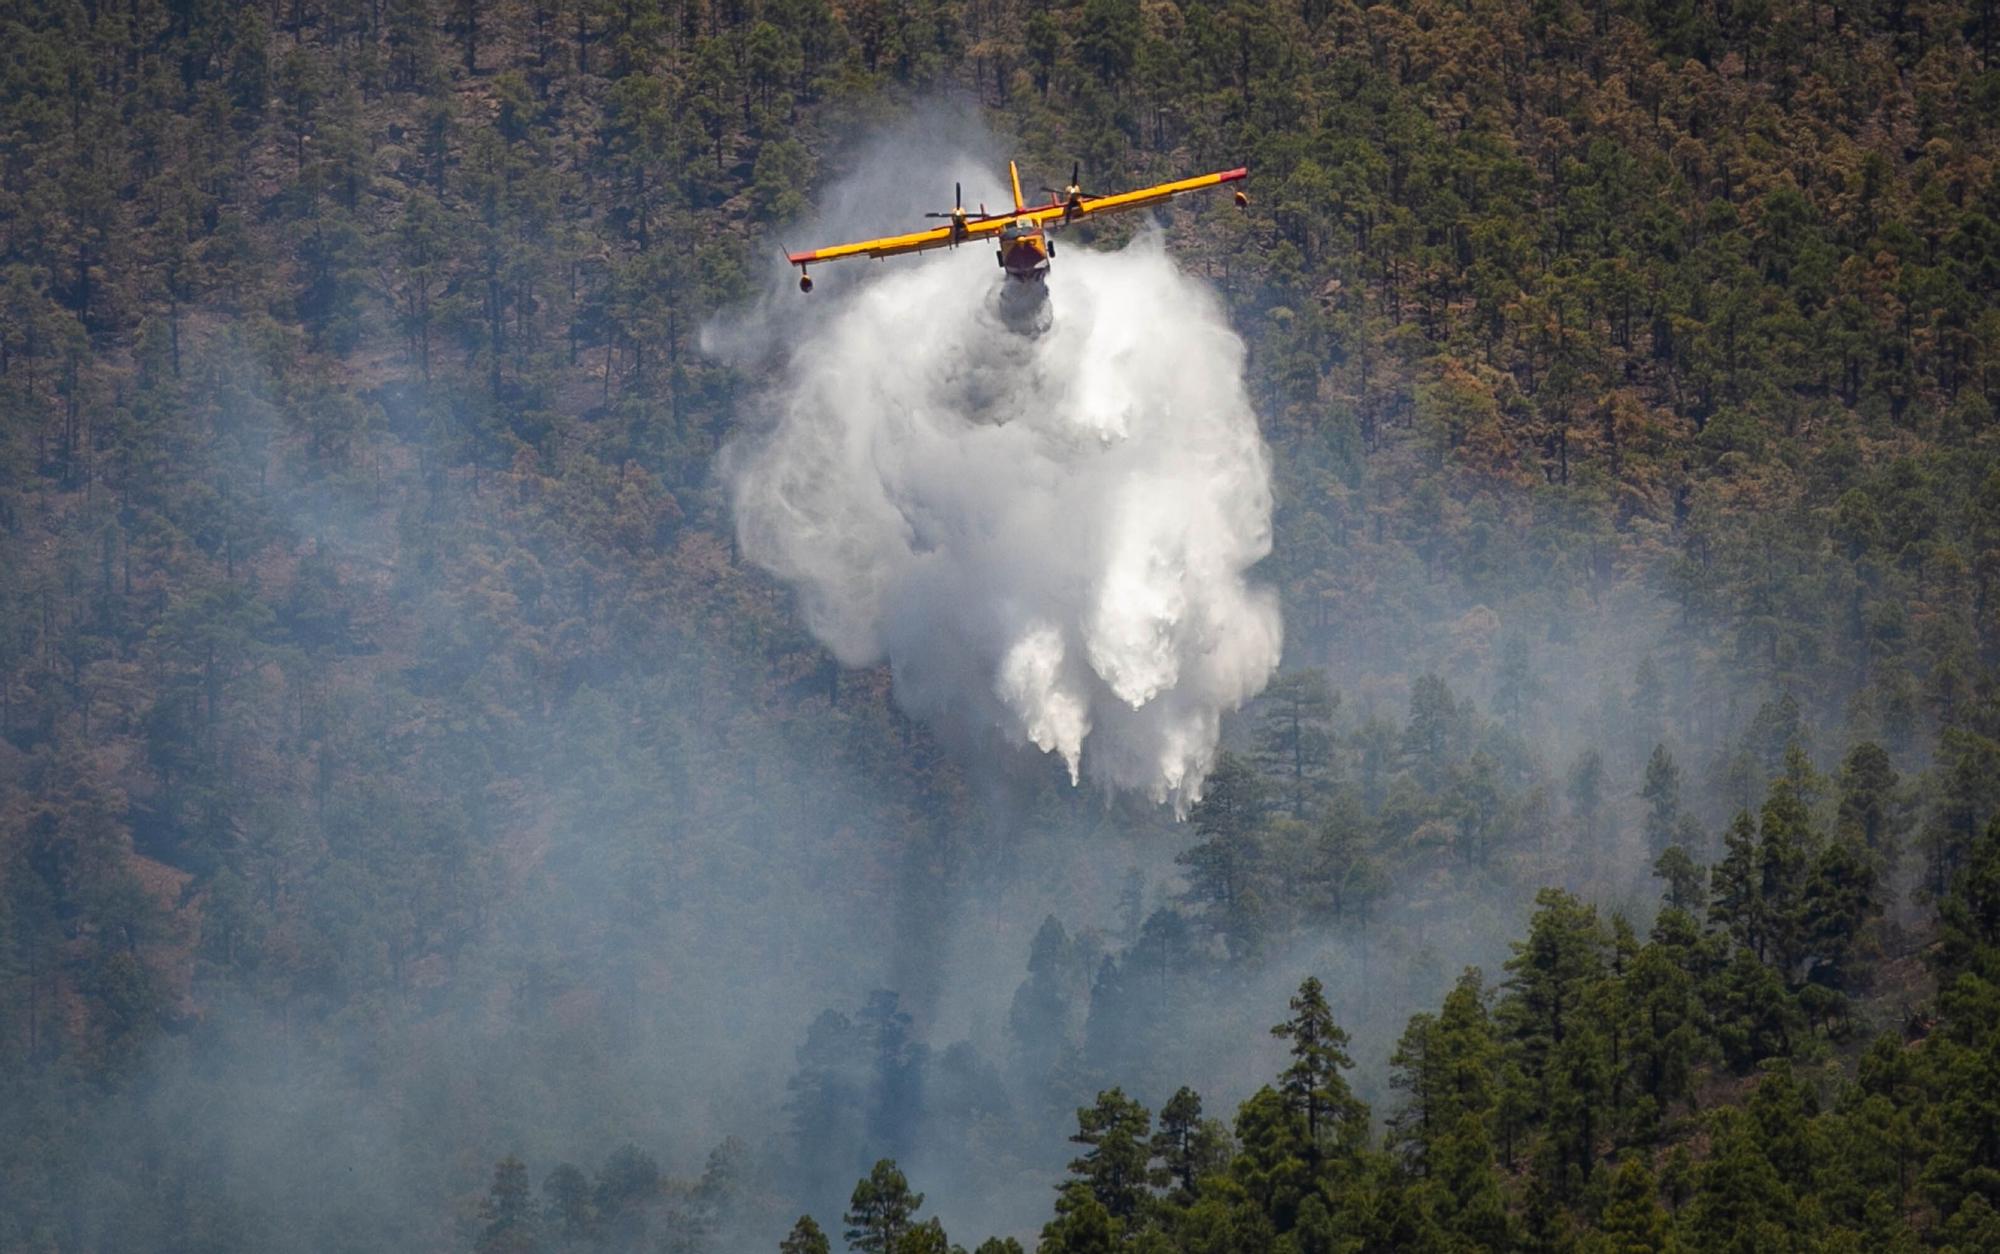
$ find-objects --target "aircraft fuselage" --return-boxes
[998,218,1051,282]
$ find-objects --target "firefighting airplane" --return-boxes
[786,161,1248,292]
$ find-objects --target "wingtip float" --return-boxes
[786,161,1248,293]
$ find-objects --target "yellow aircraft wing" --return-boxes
[1032,166,1249,227]
[785,164,1247,275]
[786,215,1010,267]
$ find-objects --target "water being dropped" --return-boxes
[725,238,1280,807]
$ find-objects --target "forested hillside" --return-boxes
[8,0,2000,1249]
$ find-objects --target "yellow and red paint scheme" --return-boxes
[787,161,1247,292]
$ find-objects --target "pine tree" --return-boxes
[843,1160,922,1254]
[1834,741,1903,861]
[1401,674,1463,790]
[858,990,923,1159]
[1923,816,2000,1226]
[593,1145,661,1250]
[1710,812,1764,959]
[1934,814,2000,991]
[1270,976,1368,1157]
[1681,1109,1800,1253]
[893,1218,952,1254]
[1623,932,1706,1133]
[1307,799,1382,926]
[1756,773,1817,980]
[1388,969,1500,1175]
[1389,969,1506,1240]
[1064,1089,1152,1222]
[1590,1155,1670,1252]
[1500,891,1613,1199]
[1038,1182,1119,1254]
[1009,915,1082,1091]
[1640,744,1684,860]
[780,1215,829,1254]
[542,1163,593,1246]
[1494,1060,1535,1172]
[475,1156,545,1254]
[1827,1035,1924,1225]
[1653,845,1706,915]
[1919,730,2000,900]
[1150,1086,1221,1201]
[1802,836,1881,994]
[1177,753,1272,960]
[1745,1063,1816,1187]
[1387,1011,1443,1172]
[1710,948,1801,1072]
[785,1009,869,1202]
[1252,668,1337,817]
[1501,890,1607,1096]
[1228,1086,1316,1233]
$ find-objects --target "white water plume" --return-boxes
[724,237,1281,805]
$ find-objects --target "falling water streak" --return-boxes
[724,236,1281,807]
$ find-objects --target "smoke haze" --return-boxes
[725,231,1282,804]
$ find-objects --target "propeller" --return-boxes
[1041,162,1096,204]
[922,182,974,241]
[924,182,968,220]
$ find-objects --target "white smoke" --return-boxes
[723,232,1280,806]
